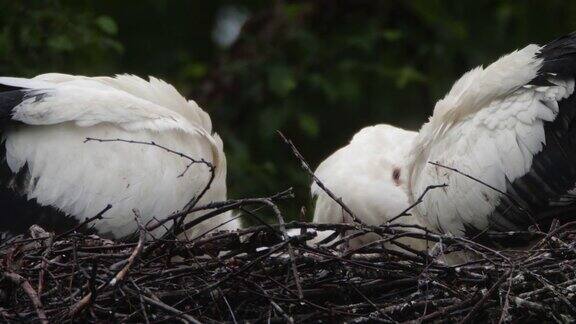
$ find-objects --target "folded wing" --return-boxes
[0,74,232,238]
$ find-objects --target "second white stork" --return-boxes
[312,31,576,254]
[0,73,240,238]
[406,32,576,246]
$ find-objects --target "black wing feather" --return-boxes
[0,82,81,238]
[465,32,576,245]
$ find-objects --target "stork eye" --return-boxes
[392,168,401,185]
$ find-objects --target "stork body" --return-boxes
[312,125,427,250]
[408,32,576,245]
[0,73,238,238]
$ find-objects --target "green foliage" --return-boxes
[95,15,118,35]
[0,1,122,76]
[2,0,576,223]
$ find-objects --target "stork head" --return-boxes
[363,124,418,192]
[311,124,430,251]
[336,123,420,221]
[361,124,437,252]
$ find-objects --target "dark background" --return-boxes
[2,0,575,222]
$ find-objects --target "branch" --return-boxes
[277,131,366,226]
[145,188,293,233]
[84,137,217,233]
[386,184,447,224]
[55,204,113,240]
[260,198,304,299]
[3,272,48,324]
[109,211,146,287]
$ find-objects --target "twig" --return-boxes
[3,272,49,324]
[127,290,202,324]
[458,270,511,324]
[386,184,447,224]
[70,213,146,318]
[37,234,54,296]
[270,301,294,324]
[109,211,146,287]
[277,131,366,226]
[428,161,533,220]
[84,138,213,179]
[85,137,217,233]
[55,204,113,240]
[146,188,293,233]
[497,269,514,324]
[261,198,304,300]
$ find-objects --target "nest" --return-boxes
[0,187,575,323]
[1,137,576,322]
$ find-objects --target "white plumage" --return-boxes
[312,32,576,255]
[408,34,576,241]
[311,124,427,250]
[0,73,239,238]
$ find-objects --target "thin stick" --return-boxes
[429,161,532,216]
[458,270,511,324]
[128,290,202,324]
[109,211,146,287]
[70,213,146,318]
[146,188,293,233]
[37,234,54,296]
[85,137,217,231]
[55,204,113,240]
[386,184,447,224]
[278,131,366,226]
[4,272,49,324]
[261,198,304,300]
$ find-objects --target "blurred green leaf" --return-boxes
[47,35,74,52]
[382,29,402,42]
[396,66,426,88]
[95,15,118,35]
[183,62,207,80]
[284,3,313,20]
[306,73,337,102]
[335,77,361,102]
[258,107,289,139]
[267,65,297,97]
[298,114,319,137]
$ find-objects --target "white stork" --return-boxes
[0,73,239,238]
[311,124,428,250]
[406,32,576,246]
[312,31,576,253]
